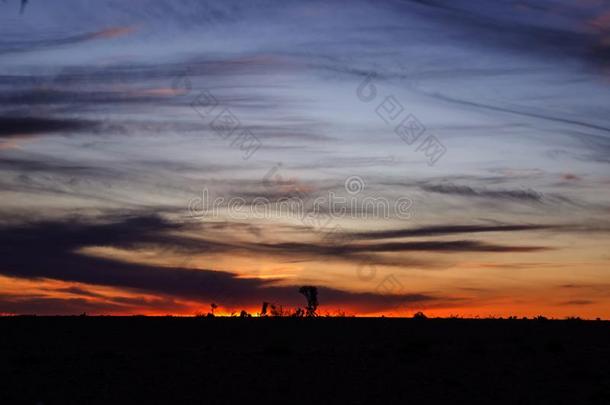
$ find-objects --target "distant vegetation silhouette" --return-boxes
[298,286,319,317]
[413,311,427,320]
[251,286,320,317]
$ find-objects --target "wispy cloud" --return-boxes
[0,215,457,313]
[0,116,95,138]
[351,224,556,240]
[420,183,543,202]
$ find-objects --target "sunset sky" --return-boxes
[1,0,610,318]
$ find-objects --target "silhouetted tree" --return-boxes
[299,286,319,317]
[413,311,427,320]
[210,303,218,316]
[239,310,251,318]
[260,302,269,317]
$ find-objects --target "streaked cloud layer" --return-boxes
[1,0,609,317]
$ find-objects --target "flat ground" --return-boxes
[1,317,609,404]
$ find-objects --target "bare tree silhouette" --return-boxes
[299,286,319,317]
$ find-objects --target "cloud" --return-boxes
[0,293,191,315]
[0,116,96,139]
[51,286,108,299]
[89,26,137,40]
[351,224,556,240]
[559,300,595,306]
[0,215,452,313]
[560,173,582,181]
[0,296,133,315]
[260,239,550,255]
[420,183,544,202]
[0,26,137,55]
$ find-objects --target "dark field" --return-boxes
[1,317,609,404]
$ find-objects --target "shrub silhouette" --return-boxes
[299,286,319,317]
[413,311,427,320]
[270,304,287,317]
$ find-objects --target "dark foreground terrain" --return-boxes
[1,317,609,404]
